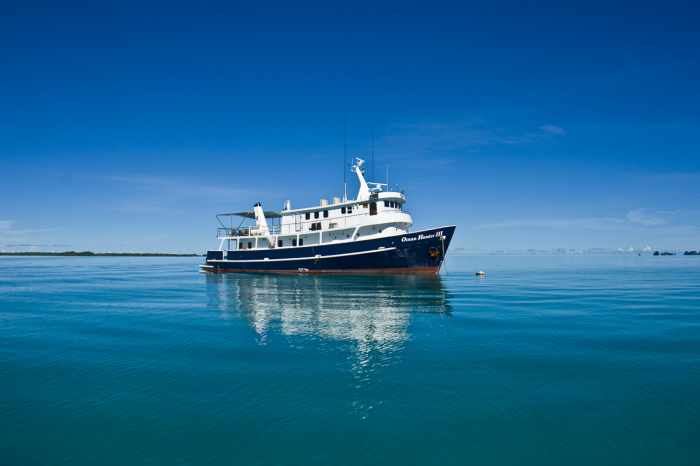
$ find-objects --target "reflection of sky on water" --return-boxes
[205,274,452,416]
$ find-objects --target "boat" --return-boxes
[200,158,455,274]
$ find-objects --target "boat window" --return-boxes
[248,242,252,249]
[278,240,283,248]
[239,242,244,249]
[363,203,368,209]
[299,238,304,246]
[347,207,352,214]
[314,211,319,219]
[341,207,346,214]
[305,212,310,220]
[384,201,389,207]
[323,210,328,218]
[370,202,377,216]
[390,201,395,208]
[292,238,297,247]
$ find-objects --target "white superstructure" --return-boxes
[215,158,413,251]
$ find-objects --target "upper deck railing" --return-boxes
[216,209,411,238]
[217,225,281,238]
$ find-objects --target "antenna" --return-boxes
[372,125,374,181]
[343,114,347,202]
[387,164,389,190]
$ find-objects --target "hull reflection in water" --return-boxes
[206,273,452,351]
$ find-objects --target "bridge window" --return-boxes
[305,212,310,220]
[314,211,319,219]
[347,206,352,214]
[390,201,395,208]
[384,201,389,207]
[323,210,328,218]
[341,207,346,214]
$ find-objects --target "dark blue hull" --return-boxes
[202,226,456,274]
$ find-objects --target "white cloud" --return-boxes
[0,220,16,231]
[0,219,62,248]
[643,246,651,252]
[377,117,571,164]
[103,175,256,199]
[540,125,566,136]
[478,217,624,230]
[74,174,264,214]
[627,208,667,225]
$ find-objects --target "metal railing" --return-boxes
[217,225,281,238]
[286,209,411,234]
[217,209,410,238]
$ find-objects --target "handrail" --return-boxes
[217,225,281,237]
[217,209,410,238]
[290,210,410,233]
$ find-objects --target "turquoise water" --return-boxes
[1,255,699,465]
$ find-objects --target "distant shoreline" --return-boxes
[0,252,202,257]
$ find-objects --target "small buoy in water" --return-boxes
[476,271,486,276]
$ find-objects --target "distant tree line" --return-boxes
[0,251,201,257]
[652,251,700,255]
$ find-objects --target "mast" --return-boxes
[343,114,347,202]
[372,125,374,181]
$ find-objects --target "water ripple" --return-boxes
[1,255,699,465]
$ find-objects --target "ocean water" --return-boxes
[1,255,699,466]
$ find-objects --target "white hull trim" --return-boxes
[208,247,397,263]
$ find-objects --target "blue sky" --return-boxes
[1,0,698,253]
